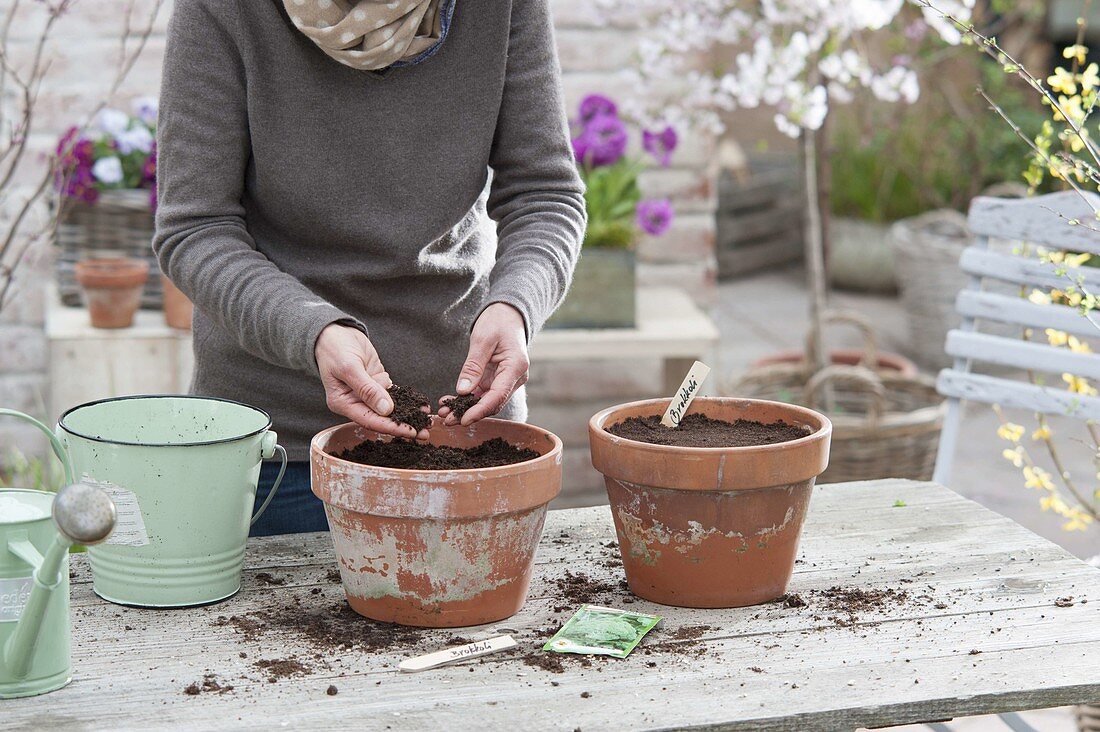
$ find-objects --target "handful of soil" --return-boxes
[607,413,810,448]
[387,385,431,432]
[337,437,539,470]
[441,393,480,420]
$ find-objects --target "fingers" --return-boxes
[337,361,393,417]
[460,356,527,424]
[456,333,495,395]
[332,396,420,440]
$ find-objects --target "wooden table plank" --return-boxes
[8,480,1100,731]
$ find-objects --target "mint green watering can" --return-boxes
[1,477,117,698]
[1,396,286,608]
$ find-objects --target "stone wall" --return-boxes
[1,1,718,497]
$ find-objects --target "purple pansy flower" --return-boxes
[642,126,678,167]
[637,198,673,236]
[578,94,618,126]
[573,113,628,167]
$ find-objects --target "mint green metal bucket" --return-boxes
[52,396,287,607]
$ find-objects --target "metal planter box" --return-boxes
[546,248,636,329]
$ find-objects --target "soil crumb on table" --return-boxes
[254,572,285,586]
[254,657,312,682]
[212,602,426,653]
[337,437,538,470]
[606,413,811,448]
[387,385,431,431]
[441,394,480,420]
[182,674,234,696]
[554,570,617,606]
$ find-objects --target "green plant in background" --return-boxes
[582,161,642,249]
[0,447,64,493]
[830,55,1047,222]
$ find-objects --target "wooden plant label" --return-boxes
[661,360,711,428]
[398,635,517,673]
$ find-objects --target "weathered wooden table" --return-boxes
[10,480,1099,731]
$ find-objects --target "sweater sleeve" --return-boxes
[153,0,365,374]
[484,0,587,339]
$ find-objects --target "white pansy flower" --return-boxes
[92,157,124,184]
[96,109,130,137]
[131,96,159,127]
[116,125,154,154]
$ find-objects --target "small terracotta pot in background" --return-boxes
[311,418,562,628]
[589,398,832,609]
[161,275,193,330]
[74,257,149,329]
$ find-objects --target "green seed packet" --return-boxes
[543,604,662,659]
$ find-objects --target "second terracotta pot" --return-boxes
[161,275,193,330]
[74,257,149,329]
[589,398,832,608]
[311,419,562,628]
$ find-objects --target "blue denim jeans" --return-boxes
[249,461,328,536]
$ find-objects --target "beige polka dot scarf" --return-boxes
[283,0,454,71]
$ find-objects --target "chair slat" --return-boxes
[945,330,1100,380]
[968,191,1100,252]
[955,290,1100,338]
[959,247,1100,290]
[937,369,1100,420]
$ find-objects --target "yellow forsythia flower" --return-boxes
[1029,290,1053,305]
[997,423,1025,442]
[1066,252,1092,267]
[1081,63,1100,92]
[1064,44,1089,65]
[1049,67,1078,95]
[1032,425,1052,441]
[1002,447,1025,467]
[1068,336,1092,354]
[1063,373,1098,396]
[1023,466,1056,491]
[1046,328,1069,346]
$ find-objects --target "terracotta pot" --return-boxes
[751,349,918,376]
[74,257,149,329]
[161,275,193,330]
[589,398,832,608]
[311,418,562,628]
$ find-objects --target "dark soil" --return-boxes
[326,684,339,696]
[387,384,431,431]
[254,572,285,586]
[212,601,425,653]
[441,393,480,420]
[254,657,312,682]
[336,437,539,470]
[607,413,811,448]
[182,674,233,696]
[524,653,566,673]
[777,593,807,608]
[554,571,617,606]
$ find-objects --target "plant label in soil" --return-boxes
[661,360,711,428]
[544,605,662,659]
[398,635,517,672]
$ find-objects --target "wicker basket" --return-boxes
[1079,704,1100,732]
[53,189,160,309]
[727,312,946,484]
[889,209,971,372]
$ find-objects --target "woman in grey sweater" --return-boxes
[154,0,586,534]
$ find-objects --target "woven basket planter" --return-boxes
[54,189,160,309]
[1079,704,1100,732]
[730,363,945,484]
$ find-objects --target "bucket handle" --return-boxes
[251,434,286,526]
[0,408,75,485]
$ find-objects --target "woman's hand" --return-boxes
[439,303,529,426]
[315,324,429,440]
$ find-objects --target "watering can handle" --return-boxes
[250,443,287,526]
[0,408,75,485]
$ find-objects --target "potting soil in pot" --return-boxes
[607,413,810,448]
[336,437,539,470]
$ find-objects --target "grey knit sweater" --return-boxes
[154,0,586,459]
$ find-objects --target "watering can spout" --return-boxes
[2,482,115,680]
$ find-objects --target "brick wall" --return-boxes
[1,1,718,498]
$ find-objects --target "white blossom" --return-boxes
[91,157,123,184]
[96,109,130,137]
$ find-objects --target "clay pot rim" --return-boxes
[75,257,149,288]
[590,397,833,456]
[310,417,564,478]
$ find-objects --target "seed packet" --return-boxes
[542,604,662,659]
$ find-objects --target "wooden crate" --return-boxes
[716,155,804,279]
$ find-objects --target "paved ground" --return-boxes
[717,266,1098,732]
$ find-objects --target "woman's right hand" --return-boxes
[315,323,428,440]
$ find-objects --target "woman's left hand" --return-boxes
[439,303,529,425]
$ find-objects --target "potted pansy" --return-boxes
[546,94,676,329]
[53,97,169,313]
